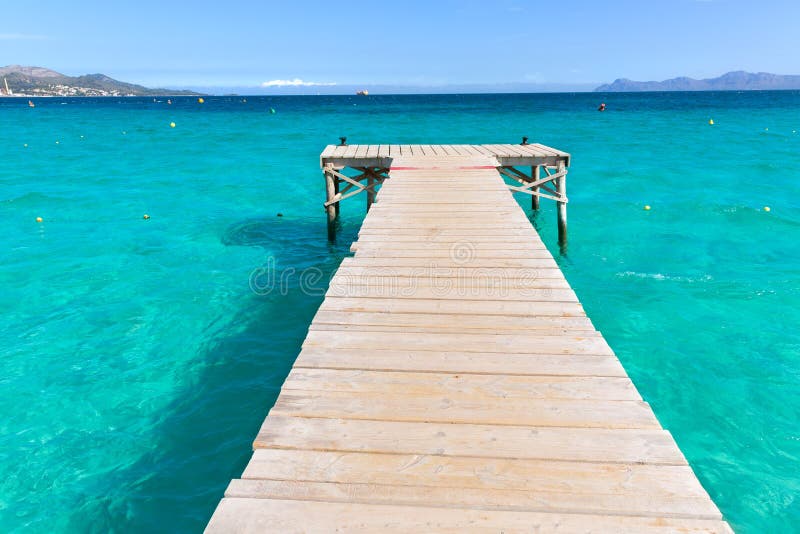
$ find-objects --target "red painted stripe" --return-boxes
[389,165,497,171]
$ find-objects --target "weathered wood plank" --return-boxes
[281,368,639,400]
[318,295,586,316]
[242,449,708,497]
[309,323,595,336]
[207,498,734,534]
[294,348,628,377]
[270,390,658,428]
[324,283,580,303]
[309,310,594,331]
[255,416,688,465]
[226,477,721,519]
[302,330,612,355]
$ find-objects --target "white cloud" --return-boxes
[0,33,47,40]
[261,78,336,87]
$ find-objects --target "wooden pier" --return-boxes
[206,144,731,533]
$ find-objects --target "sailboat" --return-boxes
[3,78,11,96]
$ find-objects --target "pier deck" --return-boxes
[206,146,731,532]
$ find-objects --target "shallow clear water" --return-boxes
[1,92,799,532]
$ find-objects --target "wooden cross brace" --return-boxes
[324,166,389,207]
[498,166,568,203]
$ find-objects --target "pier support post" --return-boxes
[531,165,540,210]
[556,160,567,246]
[366,174,376,211]
[324,165,337,240]
[334,176,340,216]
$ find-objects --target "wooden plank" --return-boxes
[270,390,658,429]
[309,323,595,336]
[208,498,734,533]
[356,229,544,238]
[349,234,554,244]
[320,145,337,159]
[281,368,639,400]
[255,416,689,465]
[325,284,580,303]
[226,478,721,519]
[302,330,611,355]
[330,271,572,288]
[342,144,359,158]
[350,248,555,259]
[309,310,594,331]
[335,259,560,271]
[471,144,495,156]
[517,144,550,158]
[318,296,585,316]
[242,449,709,497]
[295,348,630,378]
[332,266,568,282]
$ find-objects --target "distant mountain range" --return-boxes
[595,71,800,92]
[0,65,200,96]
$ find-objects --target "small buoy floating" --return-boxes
[143,214,151,220]
[643,205,651,211]
[763,206,771,212]
[269,108,276,114]
[198,97,204,104]
[36,216,43,223]
[708,119,714,125]
[170,122,176,128]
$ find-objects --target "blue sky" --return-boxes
[2,0,800,91]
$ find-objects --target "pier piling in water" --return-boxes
[556,158,568,246]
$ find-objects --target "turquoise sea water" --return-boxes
[1,92,799,532]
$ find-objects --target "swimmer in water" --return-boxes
[598,102,607,111]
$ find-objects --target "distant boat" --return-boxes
[356,90,369,96]
[28,100,35,108]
